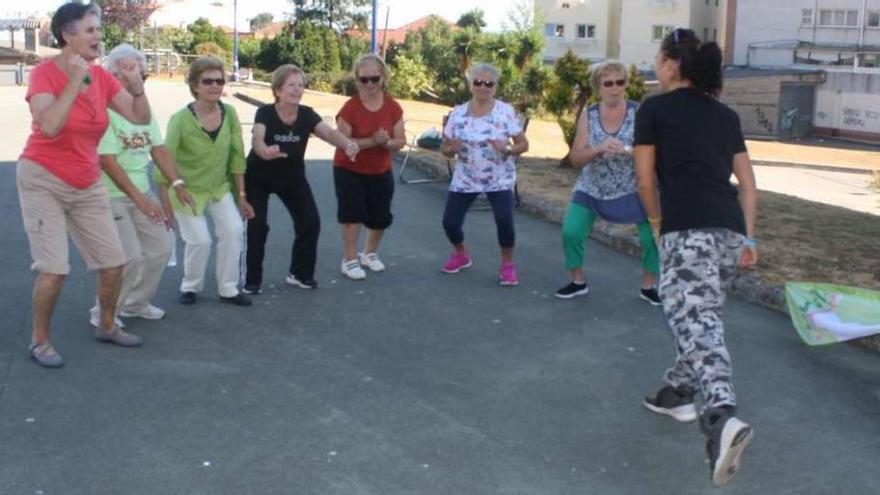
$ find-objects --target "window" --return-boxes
[545,23,565,37]
[576,24,596,39]
[703,27,709,41]
[868,11,880,27]
[713,28,718,41]
[715,0,719,6]
[561,2,570,8]
[818,9,859,27]
[801,9,813,26]
[652,25,674,42]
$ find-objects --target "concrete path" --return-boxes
[1,82,879,494]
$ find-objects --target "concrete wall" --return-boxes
[815,72,880,138]
[720,73,823,136]
[538,0,615,62]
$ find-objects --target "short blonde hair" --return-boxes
[187,56,225,98]
[105,43,146,75]
[271,64,306,101]
[590,60,627,92]
[353,53,390,82]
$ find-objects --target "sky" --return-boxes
[2,0,527,33]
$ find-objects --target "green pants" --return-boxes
[562,202,659,274]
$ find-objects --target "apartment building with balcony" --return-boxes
[538,0,623,62]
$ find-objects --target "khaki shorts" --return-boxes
[16,158,126,275]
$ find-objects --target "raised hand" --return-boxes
[67,55,90,88]
[116,58,145,94]
[261,144,288,160]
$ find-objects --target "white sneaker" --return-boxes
[340,258,366,280]
[88,306,125,329]
[358,252,386,272]
[120,304,166,320]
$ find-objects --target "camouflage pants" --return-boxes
[658,228,745,412]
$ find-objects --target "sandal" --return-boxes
[29,342,63,368]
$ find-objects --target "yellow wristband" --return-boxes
[648,216,662,224]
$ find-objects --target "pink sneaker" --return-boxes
[442,252,472,273]
[499,262,519,286]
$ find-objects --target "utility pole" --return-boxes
[371,0,378,54]
[232,0,239,81]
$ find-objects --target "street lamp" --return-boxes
[371,0,378,54]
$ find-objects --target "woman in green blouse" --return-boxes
[160,56,254,306]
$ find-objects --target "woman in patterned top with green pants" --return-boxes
[555,60,660,304]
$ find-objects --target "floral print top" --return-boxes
[573,100,639,200]
[444,100,524,193]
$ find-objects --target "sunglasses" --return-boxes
[141,72,149,81]
[472,79,496,88]
[602,79,626,88]
[358,75,381,84]
[200,77,225,86]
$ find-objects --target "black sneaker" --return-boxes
[701,408,754,486]
[242,283,262,295]
[642,385,698,422]
[220,292,252,306]
[555,281,589,299]
[639,287,662,306]
[179,291,197,305]
[286,274,318,289]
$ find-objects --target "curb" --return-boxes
[752,160,876,176]
[395,152,878,351]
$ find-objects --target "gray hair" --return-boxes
[50,3,101,48]
[105,43,147,74]
[590,60,628,92]
[467,63,500,82]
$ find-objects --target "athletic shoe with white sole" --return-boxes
[642,385,698,423]
[359,252,386,272]
[701,408,754,486]
[639,287,663,306]
[555,281,589,299]
[286,274,318,289]
[341,259,366,280]
[88,306,125,330]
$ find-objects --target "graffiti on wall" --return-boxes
[755,107,774,133]
[842,107,866,128]
[780,108,799,132]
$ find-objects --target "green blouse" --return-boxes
[160,101,246,215]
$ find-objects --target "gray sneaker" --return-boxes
[29,342,63,368]
[95,327,143,347]
[701,407,754,486]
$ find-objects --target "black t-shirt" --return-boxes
[246,104,323,181]
[634,88,747,235]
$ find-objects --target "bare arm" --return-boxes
[314,121,358,158]
[109,59,150,124]
[634,144,662,233]
[99,154,167,226]
[250,123,287,160]
[336,116,382,150]
[233,173,254,220]
[29,87,82,139]
[568,110,604,167]
[732,151,758,267]
[383,118,406,152]
[151,145,197,214]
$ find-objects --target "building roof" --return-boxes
[254,21,288,40]
[347,15,454,46]
[0,19,43,30]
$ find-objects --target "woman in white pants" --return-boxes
[161,56,254,306]
[88,44,196,326]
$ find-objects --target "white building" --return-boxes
[729,0,880,141]
[537,0,725,68]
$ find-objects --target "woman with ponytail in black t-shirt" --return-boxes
[243,65,358,294]
[633,29,758,486]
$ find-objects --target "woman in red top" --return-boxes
[17,3,150,367]
[333,54,405,280]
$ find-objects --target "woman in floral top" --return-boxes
[555,60,660,304]
[440,63,529,286]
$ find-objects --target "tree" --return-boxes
[625,64,648,102]
[237,38,261,68]
[543,49,591,167]
[250,13,274,32]
[188,18,232,53]
[388,54,433,100]
[456,9,486,32]
[94,0,159,38]
[290,0,370,31]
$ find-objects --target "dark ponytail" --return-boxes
[660,29,724,96]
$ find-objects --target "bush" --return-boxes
[308,71,342,93]
[388,54,433,100]
[333,74,357,96]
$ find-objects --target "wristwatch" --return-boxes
[504,144,513,156]
[171,179,186,188]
